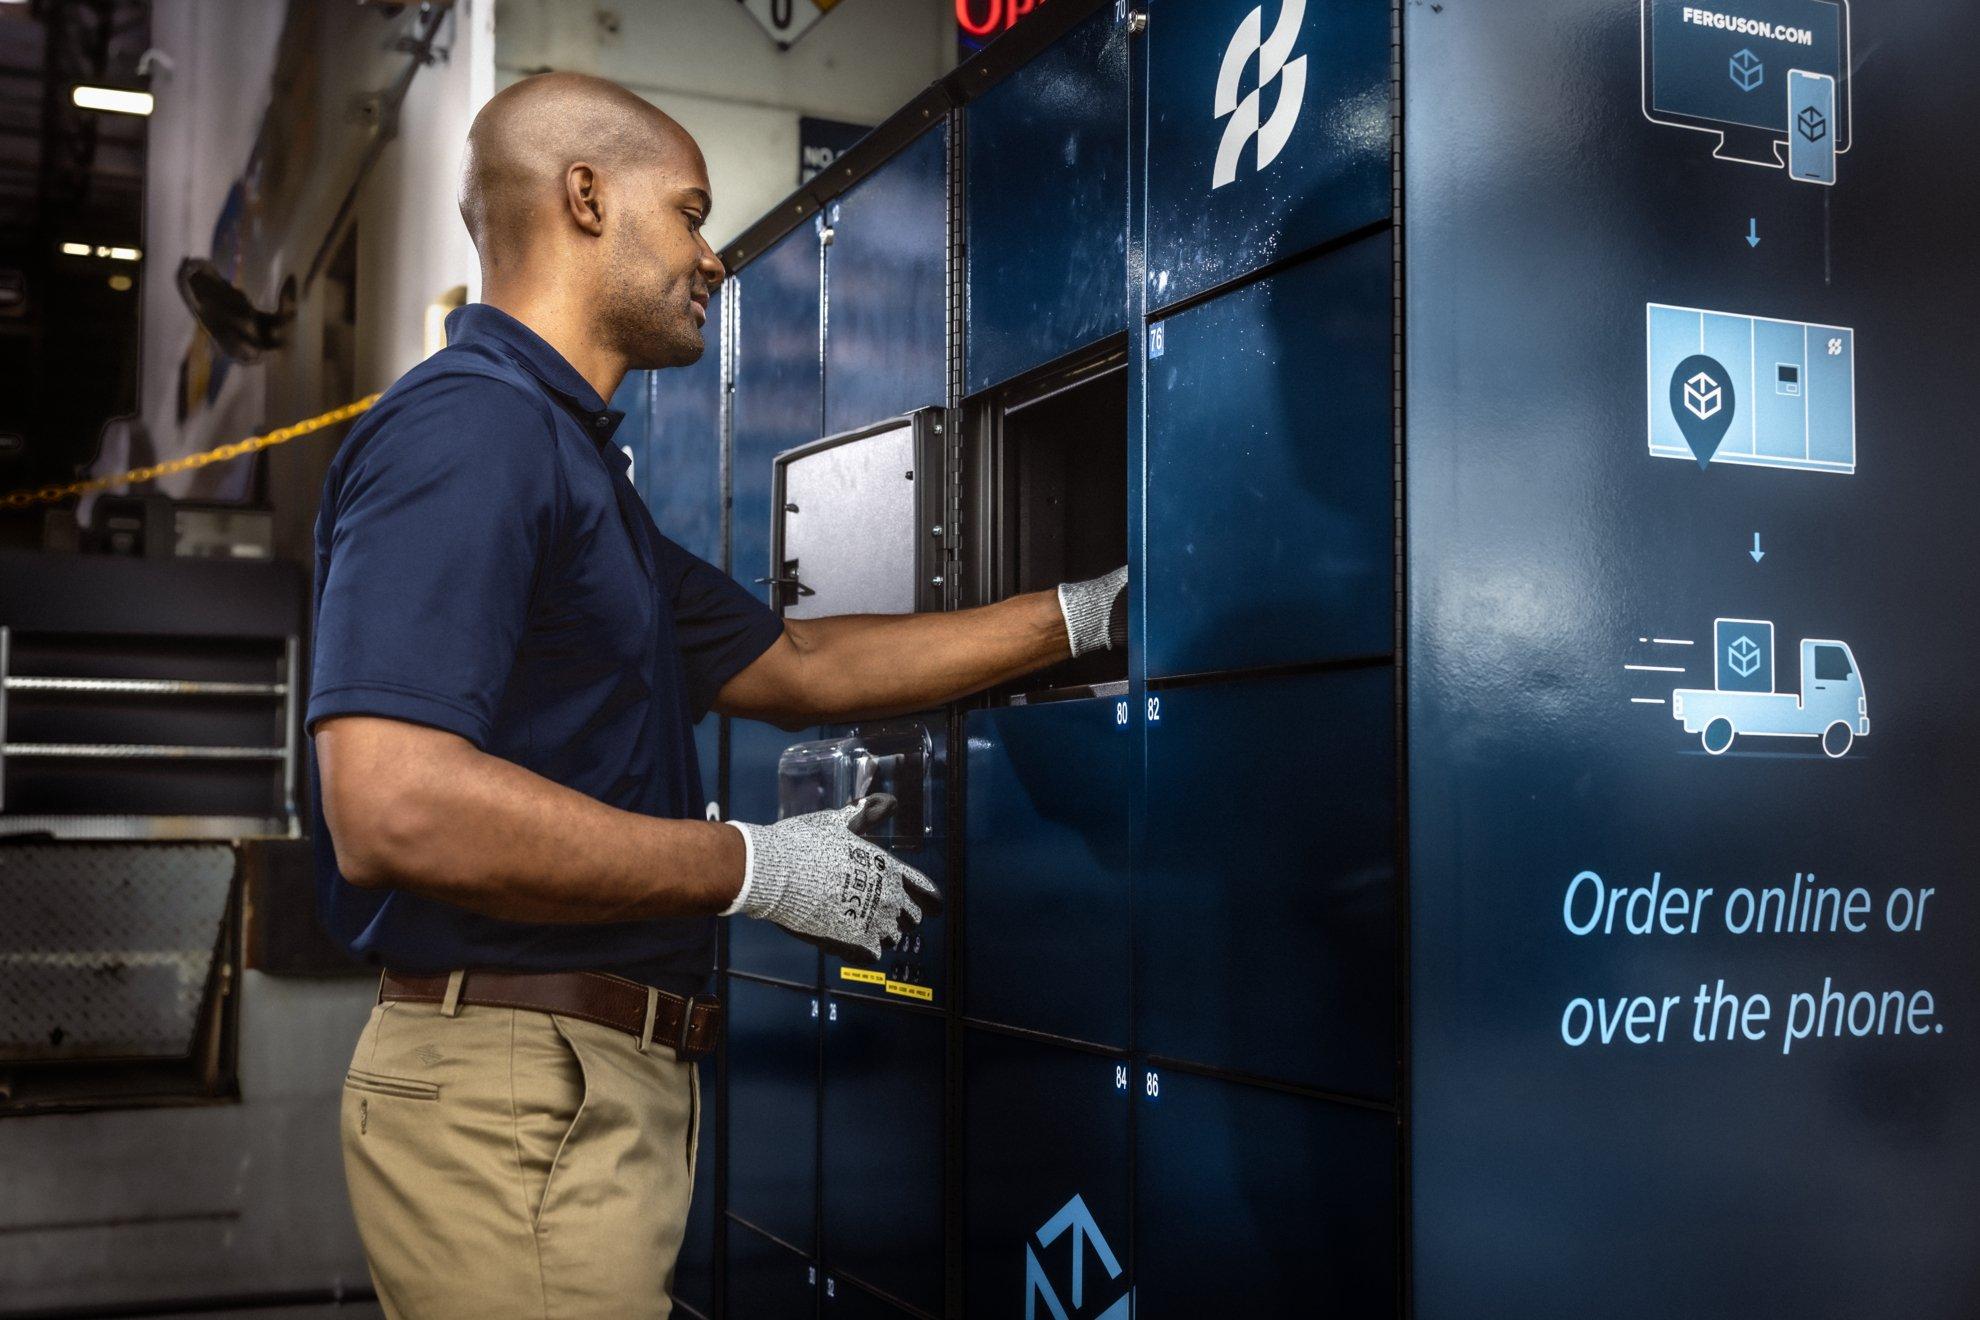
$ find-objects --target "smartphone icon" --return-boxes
[1787,69,1837,186]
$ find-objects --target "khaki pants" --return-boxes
[340,989,700,1319]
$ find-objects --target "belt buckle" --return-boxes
[675,994,699,1058]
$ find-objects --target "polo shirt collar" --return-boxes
[444,303,626,444]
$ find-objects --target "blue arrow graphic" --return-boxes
[1751,532,1765,562]
[1037,1194,1123,1309]
[1747,218,1760,247]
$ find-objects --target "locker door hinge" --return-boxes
[942,408,963,609]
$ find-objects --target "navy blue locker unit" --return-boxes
[728,718,824,985]
[673,1072,719,1316]
[823,127,947,436]
[961,697,1129,1046]
[1135,1066,1395,1317]
[824,1275,922,1320]
[1144,233,1392,681]
[640,291,725,566]
[821,996,944,1315]
[822,719,949,1007]
[733,226,822,602]
[726,976,820,1254]
[1142,0,1390,313]
[728,1217,819,1320]
[964,6,1129,394]
[1137,668,1395,1099]
[962,1030,1129,1320]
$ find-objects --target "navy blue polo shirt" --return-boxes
[304,303,783,994]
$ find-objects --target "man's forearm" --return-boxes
[751,588,1071,725]
[320,716,743,924]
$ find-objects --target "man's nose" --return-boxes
[698,244,726,287]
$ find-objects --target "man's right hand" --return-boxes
[724,795,942,964]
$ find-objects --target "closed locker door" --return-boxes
[823,1274,924,1320]
[728,1217,820,1320]
[964,4,1129,394]
[1135,1066,1396,1317]
[1144,233,1393,682]
[822,996,944,1314]
[1137,669,1396,1100]
[1142,0,1390,313]
[962,697,1130,1047]
[727,977,820,1254]
[963,1029,1130,1320]
[733,226,821,604]
[823,127,947,437]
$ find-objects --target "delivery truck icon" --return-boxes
[1671,619,1868,757]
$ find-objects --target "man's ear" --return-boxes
[565,163,604,236]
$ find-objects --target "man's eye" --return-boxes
[685,212,703,233]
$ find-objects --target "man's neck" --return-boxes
[480,282,627,405]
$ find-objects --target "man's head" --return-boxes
[459,73,723,371]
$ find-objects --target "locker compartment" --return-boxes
[824,1274,924,1320]
[822,996,944,1314]
[727,1216,820,1320]
[1134,1067,1396,1317]
[769,411,949,618]
[811,720,949,1006]
[962,1030,1130,1320]
[728,717,824,986]
[1145,234,1393,681]
[968,353,1130,702]
[962,697,1129,1046]
[673,1071,719,1316]
[1137,669,1396,1099]
[726,977,820,1253]
[964,5,1129,394]
[1143,0,1390,312]
[733,226,823,604]
[823,127,948,436]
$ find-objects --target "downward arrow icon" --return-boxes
[1747,218,1761,247]
[1750,532,1766,562]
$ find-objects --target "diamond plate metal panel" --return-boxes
[0,844,235,1060]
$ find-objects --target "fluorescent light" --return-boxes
[72,86,153,116]
[106,246,141,261]
[59,242,90,256]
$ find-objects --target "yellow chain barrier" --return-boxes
[0,393,383,510]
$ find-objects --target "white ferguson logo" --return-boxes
[1212,0,1308,190]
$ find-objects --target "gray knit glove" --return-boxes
[723,794,942,964]
[1057,565,1128,657]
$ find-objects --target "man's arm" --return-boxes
[713,590,1067,729]
[316,715,744,922]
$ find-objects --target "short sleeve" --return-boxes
[306,376,560,748]
[654,533,784,721]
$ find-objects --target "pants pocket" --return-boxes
[513,1011,589,1231]
[344,1067,441,1101]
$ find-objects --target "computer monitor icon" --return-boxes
[1640,0,1851,175]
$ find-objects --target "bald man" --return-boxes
[304,73,1126,1316]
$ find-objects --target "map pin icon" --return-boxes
[1670,354,1736,470]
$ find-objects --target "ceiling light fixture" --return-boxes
[72,86,154,116]
[59,242,91,257]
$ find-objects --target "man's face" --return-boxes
[599,141,725,371]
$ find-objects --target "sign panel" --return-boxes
[1408,1,1980,1316]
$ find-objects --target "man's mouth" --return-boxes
[689,291,708,323]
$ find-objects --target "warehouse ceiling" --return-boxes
[0,0,151,518]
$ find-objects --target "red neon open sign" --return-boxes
[957,0,1045,41]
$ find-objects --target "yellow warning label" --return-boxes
[884,980,935,1002]
[838,967,886,986]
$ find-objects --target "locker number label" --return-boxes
[1115,1063,1130,1091]
[1146,696,1162,723]
[1144,1069,1162,1100]
[1115,699,1130,728]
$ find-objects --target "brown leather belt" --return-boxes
[378,968,721,1060]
